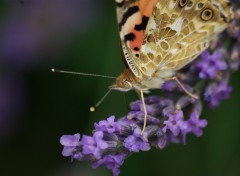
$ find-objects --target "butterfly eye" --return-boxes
[179,0,188,7]
[201,8,214,21]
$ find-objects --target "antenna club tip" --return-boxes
[90,107,95,112]
[51,68,55,72]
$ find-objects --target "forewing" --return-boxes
[116,0,158,78]
[139,0,232,76]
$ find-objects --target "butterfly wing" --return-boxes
[138,0,232,77]
[116,0,158,78]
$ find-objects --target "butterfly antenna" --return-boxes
[51,68,116,79]
[90,89,112,112]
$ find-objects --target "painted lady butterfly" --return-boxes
[112,0,232,132]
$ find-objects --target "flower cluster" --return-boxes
[60,1,240,176]
[60,96,207,176]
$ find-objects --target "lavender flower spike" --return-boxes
[60,95,209,175]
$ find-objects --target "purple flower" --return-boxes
[124,128,150,152]
[161,80,194,96]
[156,129,167,149]
[82,131,108,159]
[60,134,81,157]
[180,102,207,144]
[130,98,159,116]
[126,111,160,126]
[92,154,126,176]
[162,110,187,136]
[196,50,227,79]
[161,80,179,91]
[204,80,232,108]
[94,116,120,133]
[187,112,208,137]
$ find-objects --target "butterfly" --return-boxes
[111,0,233,133]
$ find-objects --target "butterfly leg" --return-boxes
[168,77,198,99]
[140,90,147,134]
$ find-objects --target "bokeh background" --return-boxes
[0,0,240,176]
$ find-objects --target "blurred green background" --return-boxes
[0,0,240,176]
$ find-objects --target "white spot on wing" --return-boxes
[167,17,183,34]
[168,0,176,9]
[120,12,141,40]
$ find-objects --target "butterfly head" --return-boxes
[110,68,135,92]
